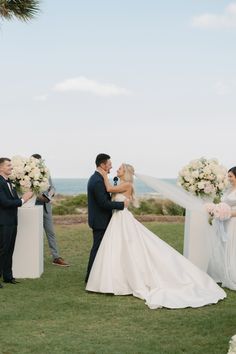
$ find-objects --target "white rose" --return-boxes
[198,181,205,189]
[184,175,191,182]
[218,182,225,190]
[203,166,211,175]
[189,185,196,193]
[24,165,32,173]
[192,171,199,178]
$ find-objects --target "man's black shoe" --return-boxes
[3,279,20,284]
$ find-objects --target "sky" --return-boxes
[0,0,236,178]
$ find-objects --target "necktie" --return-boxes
[6,179,14,196]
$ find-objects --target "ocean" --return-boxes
[53,178,177,196]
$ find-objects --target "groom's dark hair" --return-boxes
[95,153,110,167]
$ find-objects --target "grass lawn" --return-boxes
[0,222,235,354]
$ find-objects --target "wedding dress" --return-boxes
[86,193,226,309]
[208,188,236,290]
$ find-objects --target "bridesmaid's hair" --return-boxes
[122,163,139,207]
[0,157,10,165]
[228,166,236,177]
[95,153,110,167]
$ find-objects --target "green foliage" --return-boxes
[131,198,164,215]
[62,194,88,208]
[52,195,185,216]
[52,194,87,215]
[52,205,75,215]
[163,200,185,216]
[0,0,41,22]
[131,198,185,216]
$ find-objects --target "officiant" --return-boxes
[31,154,69,267]
[0,157,33,287]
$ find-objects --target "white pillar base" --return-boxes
[184,210,213,271]
[13,206,44,278]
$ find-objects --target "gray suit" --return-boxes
[36,176,60,259]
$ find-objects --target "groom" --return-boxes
[85,153,129,283]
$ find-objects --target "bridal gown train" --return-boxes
[86,194,226,309]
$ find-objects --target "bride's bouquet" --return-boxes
[10,155,50,195]
[178,157,228,201]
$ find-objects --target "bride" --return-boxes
[86,163,226,309]
[208,166,236,290]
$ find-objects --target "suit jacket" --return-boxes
[36,175,55,214]
[0,175,22,226]
[87,171,124,230]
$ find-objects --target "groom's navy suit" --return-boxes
[85,171,124,282]
[0,175,22,281]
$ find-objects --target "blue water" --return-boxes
[53,178,177,196]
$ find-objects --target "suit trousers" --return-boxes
[85,229,105,282]
[43,206,60,259]
[0,225,17,281]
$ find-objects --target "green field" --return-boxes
[0,223,235,354]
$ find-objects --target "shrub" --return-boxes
[131,198,164,215]
[61,194,87,208]
[52,194,87,215]
[52,205,75,215]
[163,200,185,216]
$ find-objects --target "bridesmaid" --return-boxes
[208,166,236,289]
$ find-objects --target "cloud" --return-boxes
[53,76,132,97]
[192,2,236,29]
[33,94,48,101]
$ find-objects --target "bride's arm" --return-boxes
[104,174,130,193]
[231,210,236,217]
[99,169,130,193]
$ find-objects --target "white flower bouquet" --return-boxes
[10,155,50,195]
[178,157,228,201]
[228,335,236,354]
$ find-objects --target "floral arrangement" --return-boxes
[10,155,49,195]
[228,335,236,354]
[205,202,231,225]
[178,157,228,201]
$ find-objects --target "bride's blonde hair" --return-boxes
[122,163,139,207]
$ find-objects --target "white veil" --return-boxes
[136,173,211,272]
[136,174,204,213]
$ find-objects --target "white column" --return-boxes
[184,210,213,271]
[13,206,44,278]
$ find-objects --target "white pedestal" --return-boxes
[183,210,214,271]
[13,206,44,278]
